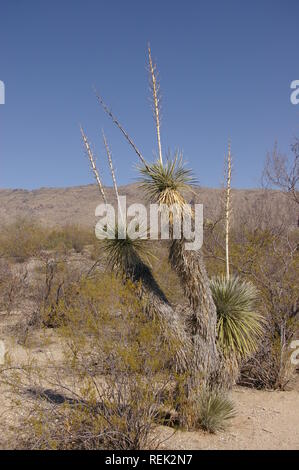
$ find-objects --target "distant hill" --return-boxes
[0,184,297,230]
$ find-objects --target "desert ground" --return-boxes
[159,382,299,450]
[1,325,298,450]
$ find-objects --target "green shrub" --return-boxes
[0,220,94,261]
[0,219,47,261]
[45,225,93,253]
[3,275,175,449]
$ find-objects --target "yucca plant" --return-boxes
[100,224,149,272]
[139,157,219,385]
[210,275,264,359]
[138,151,219,389]
[81,127,192,373]
[138,155,196,208]
[94,46,221,392]
[197,387,236,433]
[208,146,265,388]
[138,153,220,419]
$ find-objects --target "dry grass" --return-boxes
[0,219,94,261]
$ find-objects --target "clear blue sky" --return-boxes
[0,0,298,190]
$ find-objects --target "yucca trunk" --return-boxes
[120,252,192,373]
[169,239,219,383]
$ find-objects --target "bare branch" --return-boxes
[262,140,299,206]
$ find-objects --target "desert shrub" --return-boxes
[14,371,169,450]
[150,241,184,305]
[57,274,178,376]
[0,259,29,313]
[34,257,83,328]
[2,275,175,449]
[45,225,93,254]
[196,388,236,433]
[7,255,86,339]
[0,220,94,261]
[233,229,299,389]
[240,313,297,390]
[0,219,47,262]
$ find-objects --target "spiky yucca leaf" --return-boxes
[197,388,236,433]
[210,275,264,358]
[138,155,196,209]
[100,224,152,275]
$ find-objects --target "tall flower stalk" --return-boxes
[225,141,232,280]
[81,126,107,204]
[148,44,163,165]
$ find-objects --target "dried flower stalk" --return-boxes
[80,126,107,204]
[148,44,163,165]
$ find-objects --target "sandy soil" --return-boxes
[158,381,299,450]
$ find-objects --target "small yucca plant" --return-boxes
[197,388,236,433]
[210,275,264,359]
[100,223,152,276]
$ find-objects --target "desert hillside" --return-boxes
[0,184,297,229]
